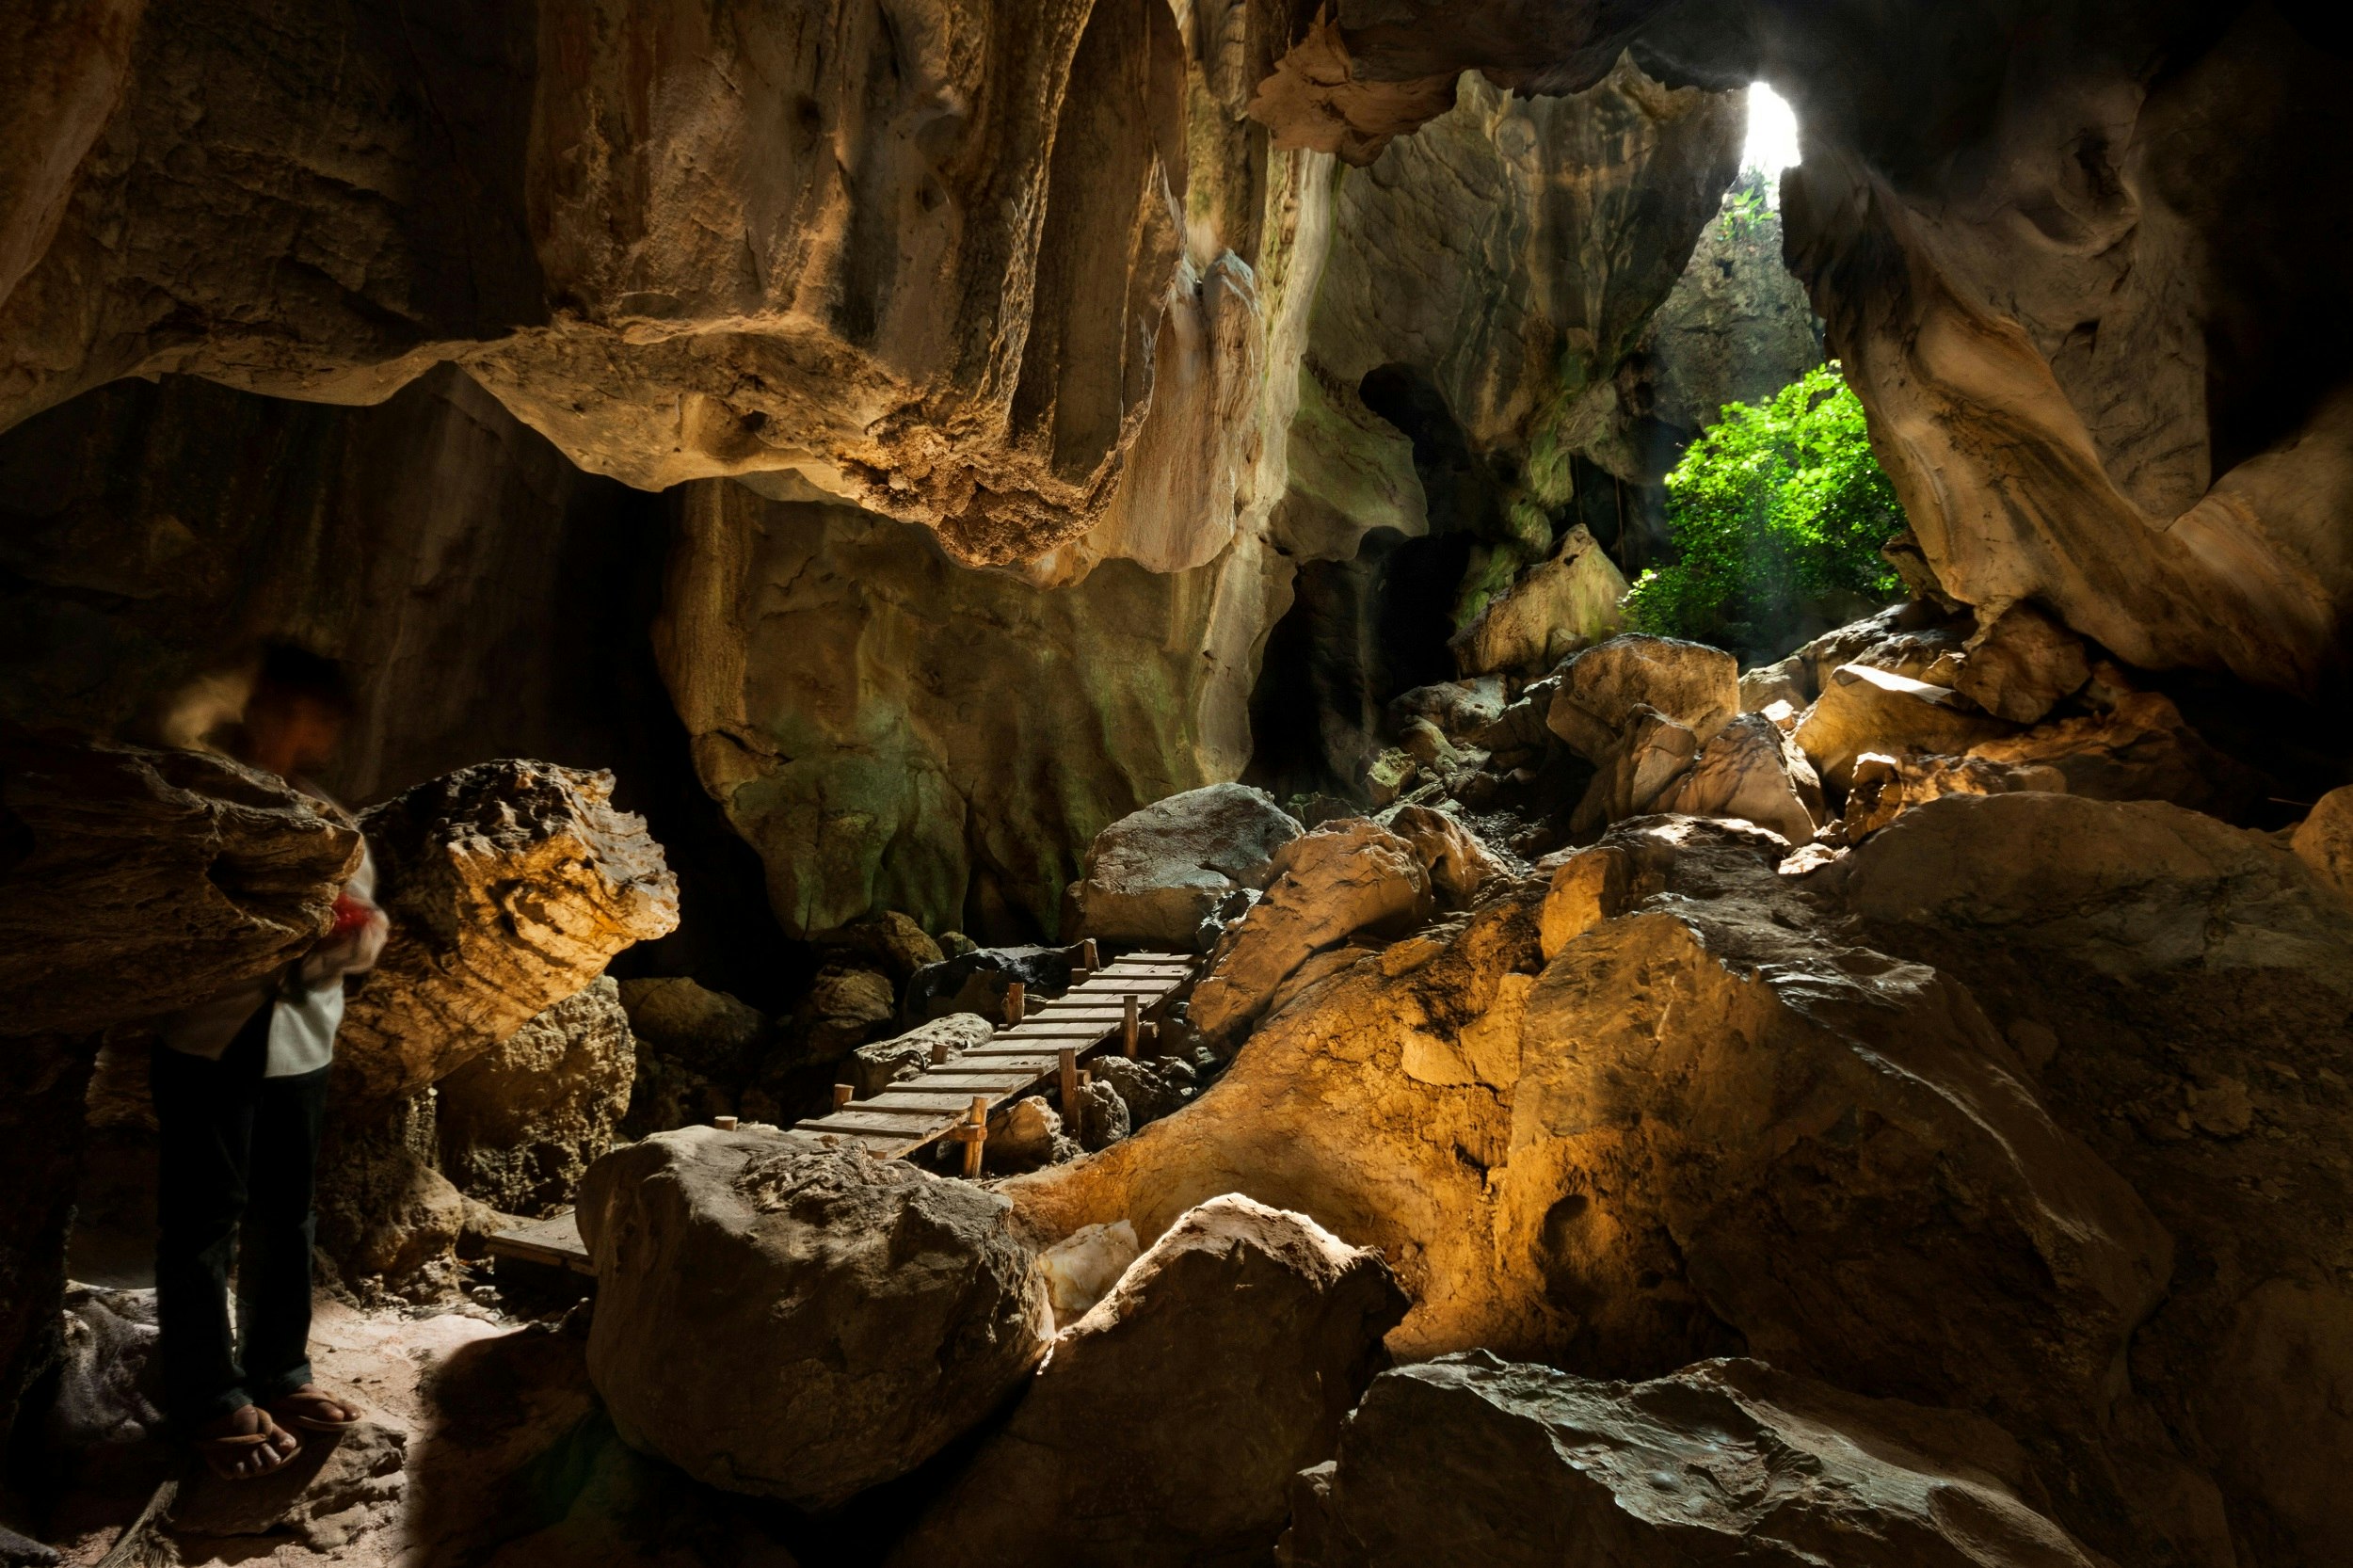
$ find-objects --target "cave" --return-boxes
[2,3,2351,1566]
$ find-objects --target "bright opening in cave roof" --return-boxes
[1744,82,1801,188]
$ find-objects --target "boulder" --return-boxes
[616,976,769,1087]
[1545,634,1738,761]
[792,964,899,1065]
[848,1013,997,1099]
[907,944,1081,1024]
[1396,718,1461,771]
[817,911,945,984]
[888,1196,1407,1568]
[1447,526,1629,677]
[0,732,359,1035]
[1737,656,1809,712]
[1793,663,2011,792]
[1386,678,1508,742]
[1966,690,2262,819]
[1833,792,2353,986]
[1362,748,1417,808]
[1036,1219,1141,1324]
[578,1128,1050,1510]
[1833,751,2066,845]
[338,760,679,1102]
[1189,821,1433,1044]
[437,976,636,1217]
[1283,1352,2106,1568]
[1567,706,1699,835]
[1068,785,1304,950]
[316,1091,468,1285]
[2292,784,2353,899]
[1070,1079,1131,1152]
[987,1096,1078,1173]
[1385,806,1508,908]
[1657,711,1824,845]
[1953,603,2091,723]
[1091,1054,1196,1128]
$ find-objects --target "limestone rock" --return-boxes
[906,945,1079,1025]
[0,0,1199,562]
[849,1013,997,1100]
[2292,785,2353,899]
[1091,1054,1195,1128]
[437,976,636,1217]
[818,911,944,984]
[1545,635,1738,762]
[0,732,359,1036]
[792,965,899,1066]
[1953,603,2091,723]
[316,1092,467,1284]
[1448,527,1629,677]
[987,1096,1078,1174]
[1833,751,2066,845]
[1567,706,1699,835]
[1069,785,1304,950]
[1386,806,1508,908]
[889,1196,1407,1568]
[1036,1219,1141,1325]
[1189,821,1433,1044]
[1966,691,2262,819]
[1284,1352,2106,1568]
[1070,1079,1131,1153]
[1793,663,2010,792]
[1657,711,1824,846]
[338,760,678,1102]
[578,1127,1050,1510]
[1362,748,1418,809]
[616,977,769,1083]
[1737,656,1809,713]
[1008,816,2171,1446]
[1386,679,1508,743]
[1396,719,1460,771]
[45,1286,163,1454]
[1833,792,2353,987]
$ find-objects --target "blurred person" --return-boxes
[154,644,387,1480]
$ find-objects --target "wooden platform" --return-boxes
[487,1209,593,1275]
[791,952,1194,1161]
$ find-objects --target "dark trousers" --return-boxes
[151,1003,330,1429]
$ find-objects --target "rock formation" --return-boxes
[1284,1352,2106,1567]
[1068,783,1304,949]
[578,1128,1051,1510]
[336,760,678,1101]
[436,977,637,1217]
[890,1195,1407,1568]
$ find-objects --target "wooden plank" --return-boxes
[866,1089,1023,1110]
[488,1211,595,1276]
[801,1109,954,1135]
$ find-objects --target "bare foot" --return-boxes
[197,1403,299,1480]
[267,1384,362,1432]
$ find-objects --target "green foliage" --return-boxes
[1718,182,1771,242]
[1624,364,1906,659]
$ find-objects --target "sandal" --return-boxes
[266,1384,363,1433]
[197,1406,299,1481]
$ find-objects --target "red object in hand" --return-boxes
[328,892,372,939]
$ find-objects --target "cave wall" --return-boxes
[0,0,1196,565]
[0,363,788,998]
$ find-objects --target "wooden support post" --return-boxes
[1059,1047,1080,1111]
[964,1096,987,1178]
[1002,981,1026,1028]
[1142,1019,1160,1057]
[1122,993,1140,1059]
[1080,938,1099,970]
[930,1039,952,1065]
[832,1082,854,1110]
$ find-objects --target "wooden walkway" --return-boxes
[792,950,1193,1164]
[488,949,1196,1276]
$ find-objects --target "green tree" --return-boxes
[1624,363,1906,660]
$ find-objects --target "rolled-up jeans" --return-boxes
[151,1001,330,1430]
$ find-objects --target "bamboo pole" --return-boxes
[963,1096,987,1178]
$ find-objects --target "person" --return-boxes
[154,644,388,1480]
